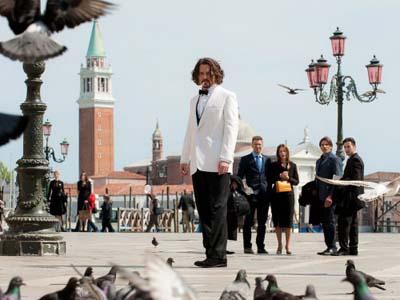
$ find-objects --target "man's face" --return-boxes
[320,140,332,154]
[344,141,356,156]
[252,139,263,154]
[198,64,213,89]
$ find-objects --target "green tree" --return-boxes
[0,162,11,186]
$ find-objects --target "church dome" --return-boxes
[237,119,256,144]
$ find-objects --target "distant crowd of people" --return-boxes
[45,170,115,233]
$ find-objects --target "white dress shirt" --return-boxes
[197,84,216,118]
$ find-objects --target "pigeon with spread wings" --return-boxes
[0,0,114,63]
[278,84,306,95]
[315,175,400,202]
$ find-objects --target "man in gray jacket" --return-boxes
[315,136,342,255]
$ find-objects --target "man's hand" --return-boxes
[180,163,189,176]
[218,161,230,175]
[324,195,333,208]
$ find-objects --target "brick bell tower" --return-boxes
[77,21,115,176]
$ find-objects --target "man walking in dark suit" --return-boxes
[237,136,271,254]
[331,137,364,256]
[315,136,342,255]
[178,190,196,232]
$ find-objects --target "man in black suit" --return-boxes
[330,137,364,256]
[237,136,271,254]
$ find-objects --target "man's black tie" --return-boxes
[199,89,208,96]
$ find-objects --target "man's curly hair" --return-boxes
[191,57,224,85]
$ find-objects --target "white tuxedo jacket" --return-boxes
[181,85,239,175]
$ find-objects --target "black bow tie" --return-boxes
[199,89,208,96]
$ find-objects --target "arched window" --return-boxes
[100,78,106,92]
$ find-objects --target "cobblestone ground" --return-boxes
[0,232,399,299]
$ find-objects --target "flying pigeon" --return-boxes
[343,271,376,300]
[152,237,159,247]
[0,113,28,146]
[361,89,386,97]
[166,257,174,267]
[70,264,107,300]
[115,269,152,300]
[297,285,318,300]
[118,253,197,300]
[38,277,79,300]
[2,276,25,300]
[219,269,250,300]
[278,84,305,95]
[82,266,95,284]
[315,175,400,202]
[345,260,385,291]
[0,0,114,63]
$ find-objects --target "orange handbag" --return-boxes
[276,181,292,193]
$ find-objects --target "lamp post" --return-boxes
[0,62,65,256]
[305,27,383,160]
[42,120,69,163]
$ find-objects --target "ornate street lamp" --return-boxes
[42,119,69,163]
[0,62,66,256]
[306,27,383,160]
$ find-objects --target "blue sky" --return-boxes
[0,0,398,182]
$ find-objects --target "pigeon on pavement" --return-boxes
[151,237,159,248]
[0,113,28,146]
[345,260,385,291]
[254,277,265,300]
[219,269,250,300]
[166,258,174,267]
[343,271,376,300]
[297,285,318,300]
[2,276,25,300]
[38,277,79,300]
[0,0,114,62]
[264,274,299,300]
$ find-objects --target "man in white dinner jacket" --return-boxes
[180,57,239,268]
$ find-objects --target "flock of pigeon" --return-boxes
[0,253,387,300]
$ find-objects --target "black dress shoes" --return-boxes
[226,250,235,255]
[194,258,227,268]
[331,248,349,256]
[257,248,269,255]
[317,248,337,256]
[244,248,254,254]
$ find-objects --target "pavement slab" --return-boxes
[0,232,399,299]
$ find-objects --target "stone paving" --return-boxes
[0,232,399,299]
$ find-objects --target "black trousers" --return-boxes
[192,170,230,260]
[101,220,115,232]
[321,205,337,250]
[337,212,358,252]
[243,195,269,250]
